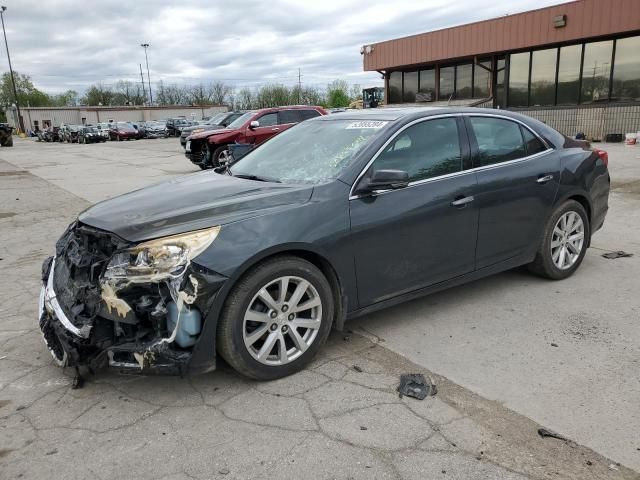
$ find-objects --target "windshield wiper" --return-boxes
[233,173,281,183]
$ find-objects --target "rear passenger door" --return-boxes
[465,115,561,269]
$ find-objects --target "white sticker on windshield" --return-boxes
[346,121,388,129]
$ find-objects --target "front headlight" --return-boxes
[103,226,220,282]
[192,128,204,134]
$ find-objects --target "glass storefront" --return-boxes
[386,35,640,108]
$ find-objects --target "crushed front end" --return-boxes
[39,222,227,375]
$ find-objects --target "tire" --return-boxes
[218,255,334,380]
[211,145,230,168]
[528,200,590,280]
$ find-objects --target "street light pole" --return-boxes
[0,6,23,133]
[140,43,152,105]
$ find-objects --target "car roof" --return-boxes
[253,105,324,114]
[315,106,565,149]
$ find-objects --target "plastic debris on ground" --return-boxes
[537,428,568,441]
[397,373,437,400]
[601,251,633,259]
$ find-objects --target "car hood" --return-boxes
[190,127,239,141]
[78,172,313,242]
[183,125,224,135]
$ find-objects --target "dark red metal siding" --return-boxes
[363,0,640,71]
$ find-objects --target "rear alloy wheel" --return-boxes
[528,200,589,280]
[218,256,334,380]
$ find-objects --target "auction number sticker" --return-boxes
[346,121,388,129]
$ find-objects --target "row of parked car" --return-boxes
[183,106,328,169]
[36,120,178,144]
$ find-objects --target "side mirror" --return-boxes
[249,120,260,129]
[357,170,409,194]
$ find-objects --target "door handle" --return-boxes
[451,195,474,207]
[271,127,280,131]
[536,174,554,184]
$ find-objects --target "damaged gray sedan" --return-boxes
[39,108,609,380]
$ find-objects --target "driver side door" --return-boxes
[244,112,280,144]
[349,116,479,307]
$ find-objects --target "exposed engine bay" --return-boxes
[39,222,226,376]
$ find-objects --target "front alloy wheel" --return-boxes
[218,256,334,380]
[243,276,322,366]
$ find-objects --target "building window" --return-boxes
[495,56,506,108]
[581,40,613,104]
[403,71,418,102]
[439,66,455,100]
[557,44,582,105]
[508,52,530,107]
[456,63,473,99]
[388,71,402,103]
[474,59,491,99]
[418,68,436,102]
[530,48,557,106]
[611,35,640,102]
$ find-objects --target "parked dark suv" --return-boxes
[180,111,245,148]
[186,106,327,168]
[38,108,609,381]
[166,118,191,137]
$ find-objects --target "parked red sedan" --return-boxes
[185,105,327,168]
[109,122,139,141]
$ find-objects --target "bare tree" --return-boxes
[349,83,362,101]
[237,87,254,109]
[189,83,210,105]
[208,81,232,105]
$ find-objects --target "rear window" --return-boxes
[300,109,322,120]
[521,126,547,155]
[469,117,526,166]
[279,110,301,124]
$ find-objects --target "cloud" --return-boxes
[2,0,564,94]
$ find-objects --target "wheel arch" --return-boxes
[189,244,346,374]
[227,245,345,329]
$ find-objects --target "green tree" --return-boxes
[81,83,115,106]
[326,79,351,107]
[0,71,53,107]
[52,89,78,107]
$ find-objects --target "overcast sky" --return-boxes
[3,0,566,94]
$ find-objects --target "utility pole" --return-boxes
[0,6,23,133]
[297,68,301,104]
[141,43,153,104]
[139,63,147,105]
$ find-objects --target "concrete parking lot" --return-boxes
[1,137,638,479]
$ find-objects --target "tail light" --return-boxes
[594,149,608,168]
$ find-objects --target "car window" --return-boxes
[257,113,278,127]
[372,117,462,182]
[278,110,301,124]
[469,117,526,166]
[300,109,322,120]
[521,126,547,155]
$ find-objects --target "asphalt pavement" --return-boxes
[0,136,638,479]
